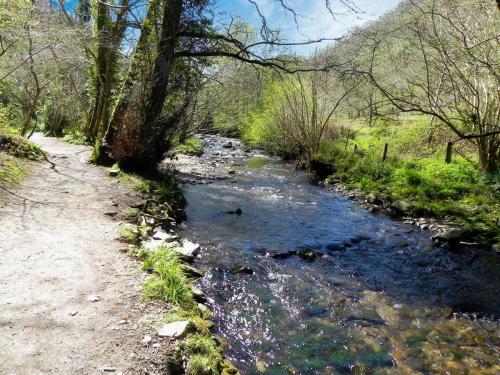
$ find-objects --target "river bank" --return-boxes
[164,134,500,374]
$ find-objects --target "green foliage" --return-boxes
[313,126,499,240]
[143,246,195,308]
[172,137,204,156]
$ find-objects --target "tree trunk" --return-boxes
[103,0,160,149]
[21,89,41,136]
[478,137,499,172]
[138,0,183,167]
[86,1,129,143]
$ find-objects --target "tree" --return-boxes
[92,0,353,168]
[352,0,499,172]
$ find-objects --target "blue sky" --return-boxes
[59,0,402,55]
[214,0,403,55]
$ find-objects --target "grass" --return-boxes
[142,246,195,308]
[312,121,500,242]
[168,333,239,375]
[131,243,238,374]
[172,137,204,156]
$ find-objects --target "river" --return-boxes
[178,135,499,375]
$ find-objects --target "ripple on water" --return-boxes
[183,136,500,375]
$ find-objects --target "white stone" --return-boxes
[157,320,192,338]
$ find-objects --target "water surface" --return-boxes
[181,136,500,374]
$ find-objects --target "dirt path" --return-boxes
[0,135,167,375]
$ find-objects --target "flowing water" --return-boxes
[180,136,500,375]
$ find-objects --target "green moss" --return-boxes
[0,133,45,161]
[119,227,142,244]
[172,137,204,156]
[0,154,29,186]
[62,130,89,145]
[168,333,239,375]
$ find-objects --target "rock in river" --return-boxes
[231,266,255,275]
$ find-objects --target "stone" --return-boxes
[141,335,152,345]
[152,229,178,241]
[183,265,204,278]
[142,238,165,252]
[166,240,182,248]
[231,266,254,275]
[297,248,318,261]
[222,141,233,149]
[228,170,236,175]
[173,239,200,262]
[432,228,466,244]
[391,200,412,214]
[87,294,101,302]
[191,286,206,302]
[198,303,211,314]
[157,320,193,338]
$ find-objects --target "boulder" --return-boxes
[142,238,165,252]
[157,320,194,338]
[390,200,412,214]
[432,229,466,244]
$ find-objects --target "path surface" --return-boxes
[0,135,166,374]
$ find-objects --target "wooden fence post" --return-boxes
[445,142,453,164]
[382,143,388,162]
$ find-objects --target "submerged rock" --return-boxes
[267,250,296,259]
[297,248,319,261]
[231,266,255,275]
[183,265,204,278]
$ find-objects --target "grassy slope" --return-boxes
[312,118,499,241]
[0,133,45,203]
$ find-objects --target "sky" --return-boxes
[214,0,403,55]
[58,0,403,56]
